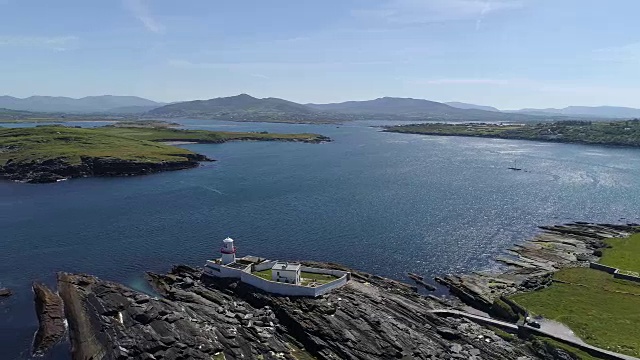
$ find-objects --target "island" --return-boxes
[383,120,640,148]
[0,125,330,183]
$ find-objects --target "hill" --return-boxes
[147,94,332,122]
[512,106,640,119]
[307,97,537,121]
[445,101,500,112]
[0,95,163,113]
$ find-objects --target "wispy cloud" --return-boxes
[0,35,78,51]
[122,0,164,34]
[593,42,640,62]
[415,78,512,85]
[353,0,523,25]
[250,73,270,79]
[168,59,400,70]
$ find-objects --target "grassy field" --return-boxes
[0,126,196,166]
[253,269,273,281]
[96,126,328,143]
[0,125,328,166]
[252,269,337,285]
[600,233,640,274]
[384,120,640,148]
[510,268,640,357]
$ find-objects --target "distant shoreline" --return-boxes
[383,120,640,149]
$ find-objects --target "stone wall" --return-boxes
[589,262,640,283]
[204,260,351,297]
[240,272,317,297]
[613,271,640,283]
[589,262,618,274]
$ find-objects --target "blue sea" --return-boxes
[2,119,640,359]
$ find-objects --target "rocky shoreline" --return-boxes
[435,222,639,321]
[32,282,66,356]
[32,263,571,360]
[26,222,638,359]
[0,153,213,183]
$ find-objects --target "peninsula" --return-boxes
[26,226,640,360]
[0,125,330,183]
[384,120,640,148]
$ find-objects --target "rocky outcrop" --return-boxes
[436,223,639,320]
[1,153,213,183]
[32,282,66,356]
[0,287,11,297]
[51,263,550,360]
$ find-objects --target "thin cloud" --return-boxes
[593,42,640,62]
[168,59,400,70]
[0,35,78,51]
[418,78,511,85]
[122,0,164,34]
[353,0,523,25]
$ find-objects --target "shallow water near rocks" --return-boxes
[2,119,640,358]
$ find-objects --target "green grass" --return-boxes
[510,268,640,357]
[600,233,640,273]
[253,269,273,281]
[384,120,640,148]
[299,272,337,286]
[94,126,328,143]
[0,126,328,167]
[0,126,196,166]
[251,269,337,285]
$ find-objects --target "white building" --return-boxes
[271,262,301,284]
[202,237,351,297]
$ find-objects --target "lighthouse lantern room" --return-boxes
[221,237,237,265]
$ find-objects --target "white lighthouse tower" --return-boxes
[220,237,236,265]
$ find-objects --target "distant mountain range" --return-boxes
[0,95,164,113]
[2,93,639,122]
[444,102,640,119]
[444,102,500,112]
[148,94,538,122]
[509,106,640,118]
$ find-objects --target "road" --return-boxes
[429,309,639,360]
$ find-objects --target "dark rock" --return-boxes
[437,327,461,340]
[32,282,66,356]
[1,154,213,184]
[0,287,11,297]
[55,263,548,360]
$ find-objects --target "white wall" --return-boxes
[204,262,351,297]
[300,266,350,279]
[254,260,277,272]
[241,272,317,296]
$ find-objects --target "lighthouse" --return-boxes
[221,237,236,265]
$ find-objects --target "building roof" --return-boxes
[272,262,301,272]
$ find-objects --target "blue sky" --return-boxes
[0,0,639,109]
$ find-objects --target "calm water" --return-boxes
[2,120,640,359]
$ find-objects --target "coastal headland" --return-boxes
[0,125,330,183]
[25,222,640,360]
[383,120,640,148]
